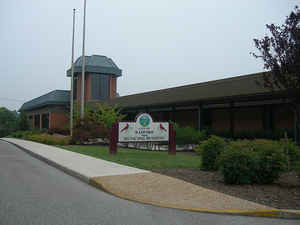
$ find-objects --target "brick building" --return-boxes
[20,55,296,137]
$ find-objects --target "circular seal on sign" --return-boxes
[136,113,153,128]
[139,114,150,127]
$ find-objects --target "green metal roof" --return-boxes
[20,90,70,111]
[66,55,122,77]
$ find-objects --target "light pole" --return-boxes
[70,8,76,136]
[80,0,87,118]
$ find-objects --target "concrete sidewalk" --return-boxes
[2,138,300,219]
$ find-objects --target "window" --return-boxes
[91,74,110,100]
[34,114,40,129]
[42,113,49,129]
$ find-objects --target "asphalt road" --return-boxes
[0,140,298,225]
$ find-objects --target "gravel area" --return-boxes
[152,168,300,210]
[94,172,271,210]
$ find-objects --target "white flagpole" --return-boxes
[80,0,87,118]
[70,8,76,136]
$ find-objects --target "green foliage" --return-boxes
[0,107,19,137]
[72,116,108,144]
[207,129,295,141]
[47,128,70,135]
[196,135,226,171]
[9,130,43,139]
[172,122,207,145]
[71,103,125,144]
[218,139,286,184]
[294,161,300,181]
[26,134,70,145]
[255,146,286,184]
[218,146,259,184]
[19,111,29,131]
[90,103,126,129]
[279,139,300,168]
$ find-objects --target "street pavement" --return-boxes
[0,139,299,225]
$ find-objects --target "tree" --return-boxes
[251,6,300,143]
[0,107,19,137]
[19,111,29,131]
[71,103,126,143]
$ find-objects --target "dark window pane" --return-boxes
[42,114,49,129]
[34,114,40,129]
[91,74,110,100]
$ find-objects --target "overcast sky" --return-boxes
[0,0,298,110]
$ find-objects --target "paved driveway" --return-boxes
[0,140,298,225]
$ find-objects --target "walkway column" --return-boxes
[40,114,42,130]
[197,104,203,131]
[230,102,235,138]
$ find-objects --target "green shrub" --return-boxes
[218,146,258,184]
[72,116,109,144]
[48,128,70,136]
[255,147,286,184]
[196,135,226,171]
[279,139,300,168]
[26,135,70,145]
[10,130,43,139]
[218,139,286,184]
[173,124,207,145]
[294,161,300,181]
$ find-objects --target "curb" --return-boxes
[89,177,300,220]
[2,139,300,220]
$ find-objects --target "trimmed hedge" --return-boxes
[26,135,70,145]
[195,135,226,171]
[9,130,43,139]
[173,124,207,145]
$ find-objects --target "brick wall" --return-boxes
[50,113,69,130]
[110,77,117,99]
[234,107,263,132]
[273,105,294,130]
[211,109,230,131]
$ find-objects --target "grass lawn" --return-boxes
[59,145,201,170]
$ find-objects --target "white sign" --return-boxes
[119,113,169,142]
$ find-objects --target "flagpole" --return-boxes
[80,0,87,118]
[70,8,76,136]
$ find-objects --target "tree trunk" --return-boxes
[294,105,300,145]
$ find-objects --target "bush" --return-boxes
[10,130,43,139]
[173,123,207,145]
[294,161,300,181]
[72,116,109,144]
[218,139,286,184]
[255,147,286,184]
[207,128,295,141]
[196,135,226,171]
[279,139,300,168]
[48,128,70,136]
[26,135,70,145]
[218,146,259,184]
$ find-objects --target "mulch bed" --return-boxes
[152,168,300,209]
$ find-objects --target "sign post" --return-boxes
[109,123,118,155]
[109,113,176,155]
[168,123,176,155]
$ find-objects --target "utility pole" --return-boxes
[80,0,87,118]
[70,8,76,136]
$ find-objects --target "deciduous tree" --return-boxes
[251,6,300,143]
